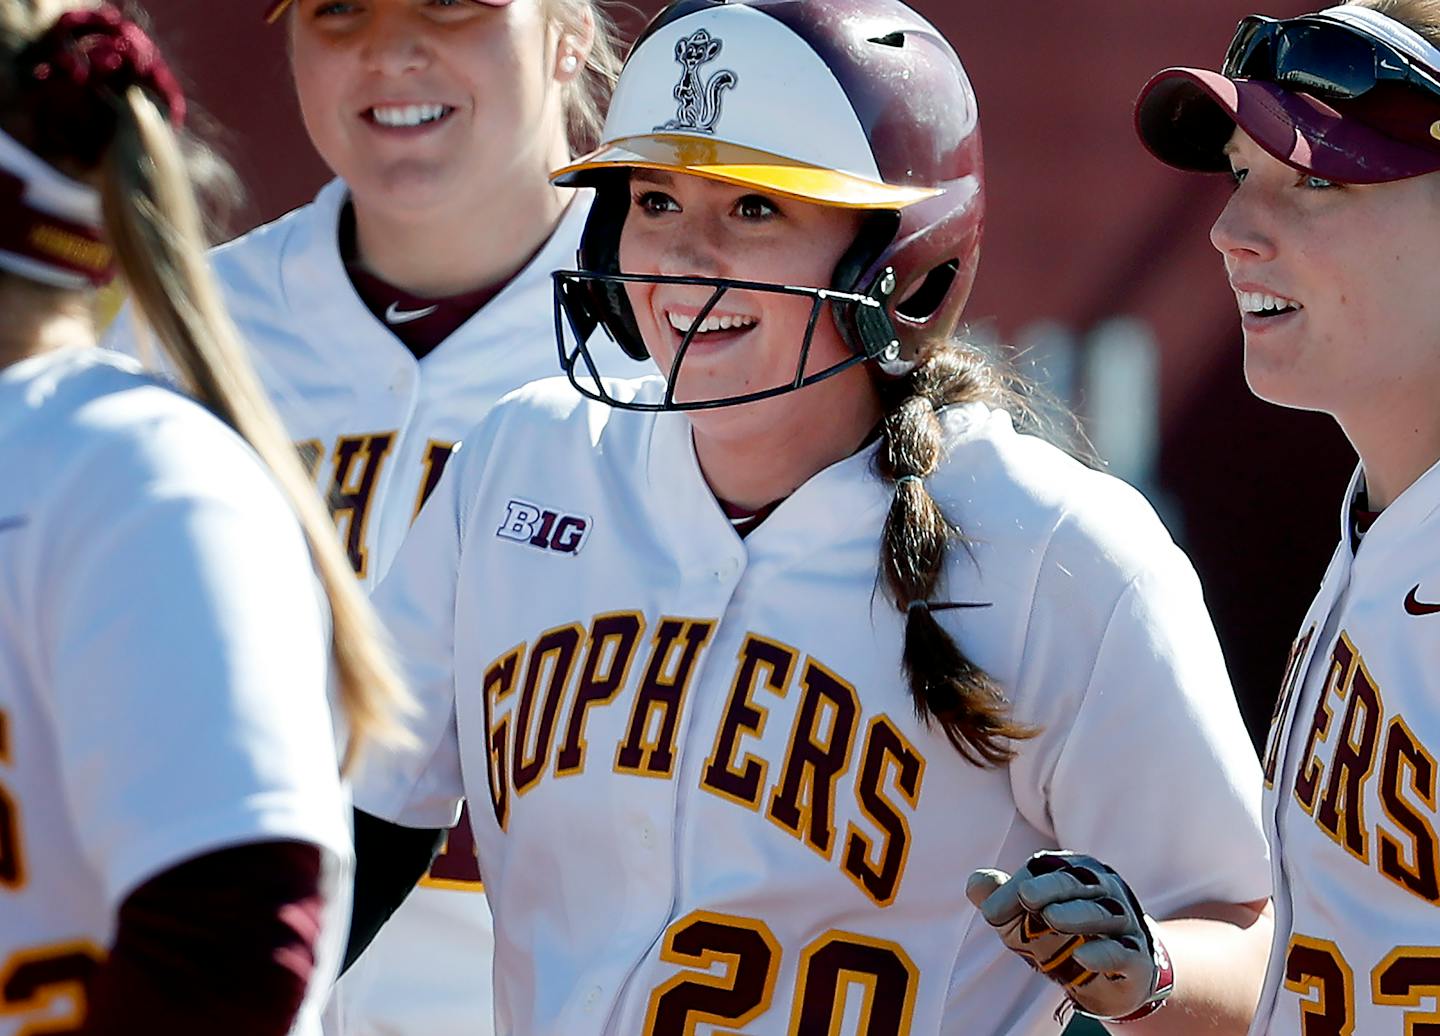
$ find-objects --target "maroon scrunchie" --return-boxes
[23,4,187,167]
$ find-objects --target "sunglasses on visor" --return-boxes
[1223,13,1440,103]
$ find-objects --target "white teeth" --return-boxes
[666,311,757,334]
[1238,290,1301,315]
[371,104,449,127]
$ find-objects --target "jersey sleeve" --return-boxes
[1007,508,1272,918]
[37,402,350,909]
[349,447,469,831]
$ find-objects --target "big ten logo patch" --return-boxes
[496,499,592,556]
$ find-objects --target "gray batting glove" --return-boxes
[965,850,1174,1023]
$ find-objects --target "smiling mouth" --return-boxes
[665,310,759,338]
[1237,290,1302,319]
[365,104,455,129]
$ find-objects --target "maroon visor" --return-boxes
[1136,66,1440,184]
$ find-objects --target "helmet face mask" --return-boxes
[550,0,984,411]
[554,266,888,412]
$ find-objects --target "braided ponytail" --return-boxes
[875,345,1039,767]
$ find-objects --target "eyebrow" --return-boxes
[630,169,675,186]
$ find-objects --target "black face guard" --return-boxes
[552,268,899,412]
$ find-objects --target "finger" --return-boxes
[1014,870,1113,913]
[966,868,1009,907]
[1025,850,1082,877]
[1039,896,1134,936]
[1072,937,1149,981]
[967,868,1024,924]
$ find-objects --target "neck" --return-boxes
[690,373,884,511]
[1345,410,1440,511]
[351,175,572,299]
[0,281,94,371]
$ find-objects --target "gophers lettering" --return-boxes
[481,618,926,905]
[1290,632,1440,905]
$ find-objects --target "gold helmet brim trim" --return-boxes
[551,134,941,210]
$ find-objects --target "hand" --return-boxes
[966,850,1173,1022]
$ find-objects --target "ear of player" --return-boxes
[965,851,1175,1024]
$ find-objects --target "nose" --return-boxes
[654,212,734,279]
[361,8,431,77]
[1210,184,1277,264]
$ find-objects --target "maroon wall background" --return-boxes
[138,0,1355,743]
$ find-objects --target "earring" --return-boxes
[561,53,579,74]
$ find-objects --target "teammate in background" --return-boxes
[1137,2,1440,1032]
[348,1,1274,1032]
[105,1,648,1033]
[0,4,409,1035]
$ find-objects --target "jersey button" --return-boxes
[716,557,741,581]
[639,821,655,848]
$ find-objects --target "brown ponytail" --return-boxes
[874,345,1041,767]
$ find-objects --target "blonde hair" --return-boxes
[1350,0,1440,42]
[5,0,411,772]
[545,0,623,154]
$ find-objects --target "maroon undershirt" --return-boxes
[339,204,502,360]
[1351,497,1381,551]
[81,841,327,1036]
[719,497,781,539]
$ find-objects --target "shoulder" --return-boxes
[932,404,1182,593]
[9,350,291,527]
[477,374,664,444]
[439,375,662,517]
[102,186,342,364]
[208,185,338,304]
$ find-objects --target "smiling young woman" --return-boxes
[342,2,1278,1033]
[104,1,648,1034]
[1137,3,1440,1033]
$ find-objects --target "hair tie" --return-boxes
[896,474,923,488]
[22,5,187,167]
[907,598,993,616]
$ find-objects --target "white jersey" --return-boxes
[356,376,1271,1036]
[104,178,649,1036]
[0,348,350,1036]
[1250,462,1440,1036]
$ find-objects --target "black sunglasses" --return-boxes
[1223,13,1440,103]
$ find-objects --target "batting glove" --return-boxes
[965,850,1174,1023]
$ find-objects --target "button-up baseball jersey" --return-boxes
[0,347,350,1036]
[358,377,1271,1036]
[1250,461,1440,1036]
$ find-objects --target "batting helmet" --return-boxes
[550,0,984,411]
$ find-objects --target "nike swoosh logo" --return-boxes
[0,516,28,534]
[385,301,439,325]
[1405,585,1440,616]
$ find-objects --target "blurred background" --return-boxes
[135,0,1348,1027]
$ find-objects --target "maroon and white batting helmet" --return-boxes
[550,0,985,409]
